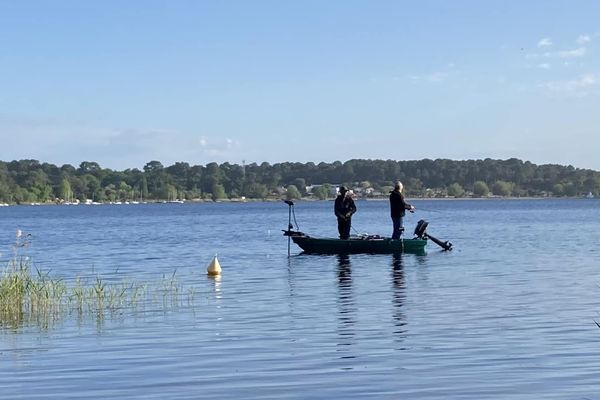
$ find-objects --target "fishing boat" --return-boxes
[286,231,427,255]
[282,200,452,255]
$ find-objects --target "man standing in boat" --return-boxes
[389,181,415,239]
[334,186,356,240]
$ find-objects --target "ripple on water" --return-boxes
[2,200,600,399]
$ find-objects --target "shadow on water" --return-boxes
[336,254,356,362]
[391,253,407,341]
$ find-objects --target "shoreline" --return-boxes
[363,196,574,201]
[0,196,595,207]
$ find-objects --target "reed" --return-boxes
[1,230,200,331]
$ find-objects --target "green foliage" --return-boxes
[211,184,226,201]
[292,178,306,195]
[0,228,200,330]
[139,174,148,200]
[0,260,197,331]
[0,157,599,203]
[552,183,565,197]
[564,182,577,196]
[167,184,178,201]
[245,183,268,199]
[447,182,465,197]
[312,185,331,200]
[491,180,513,196]
[380,186,394,196]
[60,178,72,201]
[473,181,490,197]
[286,185,301,200]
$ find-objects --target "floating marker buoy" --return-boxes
[207,254,221,276]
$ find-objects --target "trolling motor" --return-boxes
[282,200,304,256]
[284,200,294,233]
[414,219,453,251]
[282,200,303,236]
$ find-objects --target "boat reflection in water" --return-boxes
[336,254,356,364]
[334,253,409,364]
[391,254,407,342]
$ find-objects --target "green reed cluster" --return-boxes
[1,230,199,331]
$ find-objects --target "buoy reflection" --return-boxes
[209,274,222,300]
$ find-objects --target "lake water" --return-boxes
[1,199,600,399]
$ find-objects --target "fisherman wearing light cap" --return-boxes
[389,181,415,239]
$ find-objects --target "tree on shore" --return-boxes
[211,184,227,201]
[60,178,72,201]
[1,157,600,203]
[492,180,513,196]
[313,185,331,200]
[286,185,301,200]
[447,183,465,198]
[473,181,490,197]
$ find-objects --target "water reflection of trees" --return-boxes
[336,254,356,360]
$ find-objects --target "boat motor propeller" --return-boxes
[414,219,452,251]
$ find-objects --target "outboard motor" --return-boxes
[413,219,452,251]
[414,219,429,239]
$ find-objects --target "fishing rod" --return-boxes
[350,225,365,235]
[411,205,443,213]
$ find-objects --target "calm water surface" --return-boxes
[1,199,600,399]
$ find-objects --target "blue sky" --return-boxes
[1,0,599,170]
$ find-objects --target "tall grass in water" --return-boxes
[1,230,199,331]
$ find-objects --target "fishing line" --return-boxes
[351,225,369,236]
[413,206,443,213]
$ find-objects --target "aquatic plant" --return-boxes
[1,230,202,332]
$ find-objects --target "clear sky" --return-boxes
[1,1,599,170]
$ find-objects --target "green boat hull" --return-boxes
[290,235,427,255]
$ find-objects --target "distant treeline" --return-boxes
[0,158,599,204]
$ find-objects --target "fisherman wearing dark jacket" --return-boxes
[389,181,415,239]
[334,186,356,240]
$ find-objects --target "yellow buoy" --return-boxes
[207,254,221,276]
